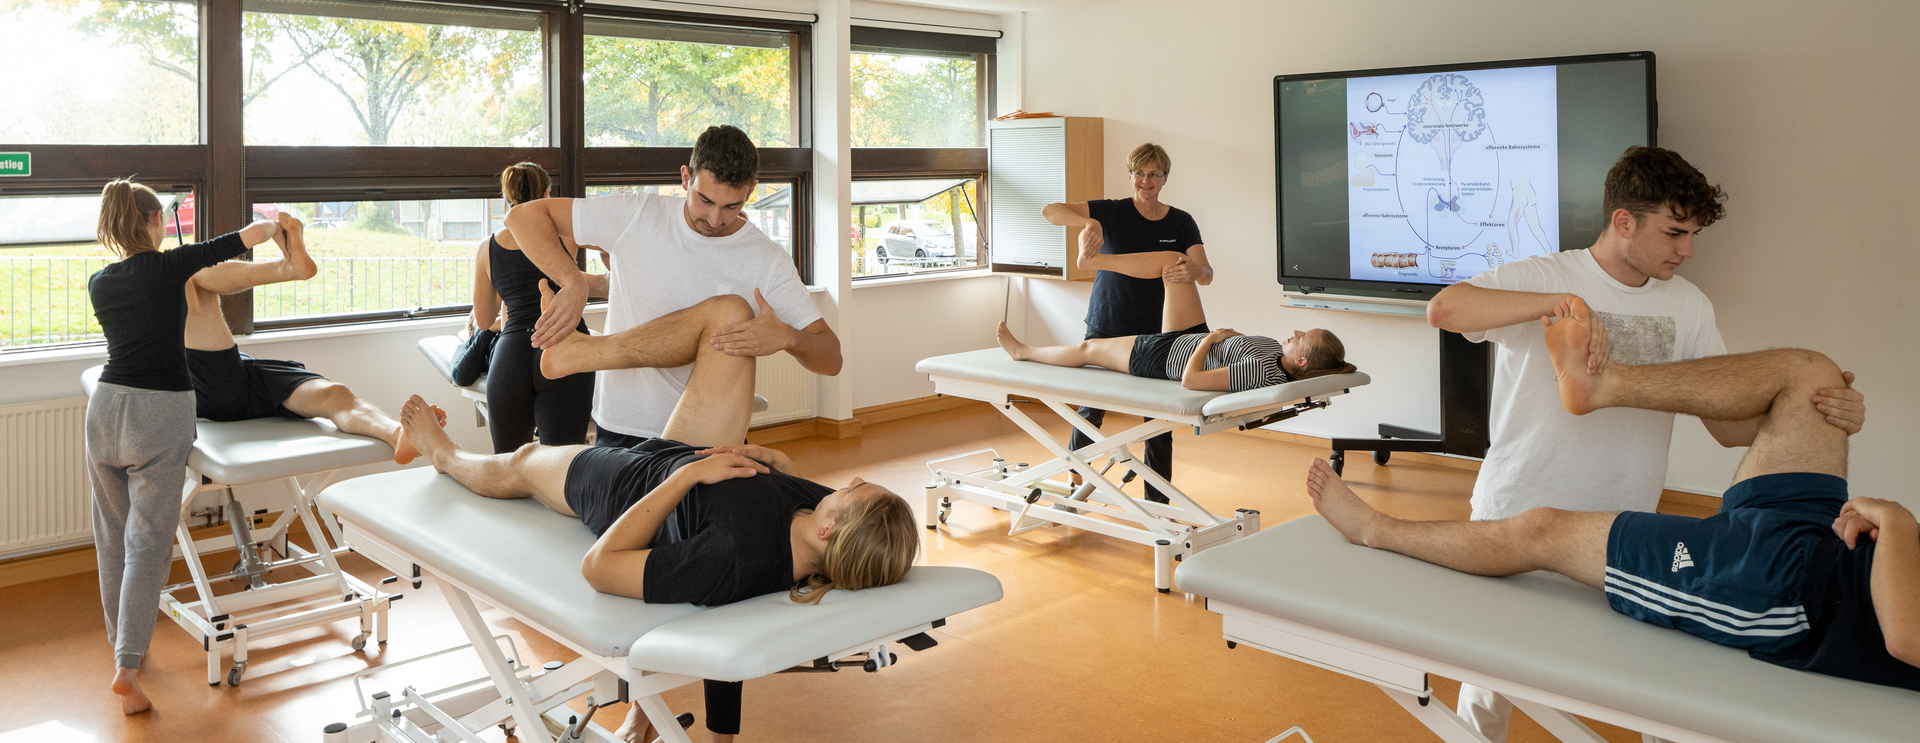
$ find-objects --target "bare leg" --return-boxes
[541,294,759,447]
[282,379,444,465]
[542,293,737,378]
[111,666,151,715]
[184,216,317,351]
[614,706,654,743]
[1160,280,1205,332]
[995,322,1134,371]
[183,281,238,351]
[1074,250,1206,331]
[398,395,581,516]
[1546,298,1847,480]
[1305,457,1612,588]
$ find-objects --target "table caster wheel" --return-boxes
[228,662,246,687]
[1329,452,1346,476]
[1373,450,1392,466]
[351,632,370,652]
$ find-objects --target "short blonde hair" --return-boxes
[790,487,919,604]
[1127,143,1171,175]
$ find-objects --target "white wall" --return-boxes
[1015,0,1920,502]
[849,274,1009,409]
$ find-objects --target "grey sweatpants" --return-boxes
[86,381,196,669]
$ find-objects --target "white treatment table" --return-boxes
[317,468,1002,743]
[1175,516,1920,743]
[81,365,399,687]
[917,348,1369,591]
[417,335,768,428]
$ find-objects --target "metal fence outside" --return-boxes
[3,256,480,349]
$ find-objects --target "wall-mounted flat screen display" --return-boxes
[1276,52,1655,297]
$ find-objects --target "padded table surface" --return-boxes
[1176,517,1920,743]
[320,468,1003,673]
[917,349,1368,419]
[82,365,394,486]
[419,334,771,412]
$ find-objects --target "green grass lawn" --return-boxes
[2,228,480,348]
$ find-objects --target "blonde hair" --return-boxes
[1292,329,1358,381]
[500,162,551,207]
[97,179,164,258]
[1127,143,1171,175]
[790,487,919,604]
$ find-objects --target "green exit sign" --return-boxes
[0,153,27,177]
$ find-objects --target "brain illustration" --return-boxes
[1405,74,1487,169]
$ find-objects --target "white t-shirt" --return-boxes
[1464,249,1725,520]
[573,193,822,438]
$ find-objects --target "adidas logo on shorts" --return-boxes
[1671,542,1695,573]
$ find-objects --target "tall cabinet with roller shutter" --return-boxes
[987,117,1103,281]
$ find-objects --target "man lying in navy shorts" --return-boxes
[1305,297,1919,691]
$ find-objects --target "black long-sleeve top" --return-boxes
[88,233,249,391]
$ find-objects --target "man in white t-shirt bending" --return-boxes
[1426,146,1868,743]
[504,125,842,449]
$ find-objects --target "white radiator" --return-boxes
[752,351,816,427]
[1,396,91,559]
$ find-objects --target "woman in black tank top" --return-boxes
[475,163,595,453]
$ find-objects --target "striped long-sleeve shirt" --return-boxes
[1162,333,1290,392]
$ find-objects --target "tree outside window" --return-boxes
[584,20,795,148]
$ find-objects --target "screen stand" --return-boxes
[1328,330,1493,475]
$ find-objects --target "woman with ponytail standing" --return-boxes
[86,179,281,713]
[478,163,597,452]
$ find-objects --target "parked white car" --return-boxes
[876,219,956,264]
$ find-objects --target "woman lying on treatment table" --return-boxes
[996,245,1357,391]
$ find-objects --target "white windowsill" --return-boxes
[0,306,615,370]
[851,268,995,288]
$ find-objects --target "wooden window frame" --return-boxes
[0,0,815,347]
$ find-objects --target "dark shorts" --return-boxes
[563,437,703,536]
[1125,322,1210,380]
[1604,472,1847,655]
[591,426,651,450]
[186,346,328,422]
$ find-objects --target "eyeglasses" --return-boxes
[1129,171,1168,182]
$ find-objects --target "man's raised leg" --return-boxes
[541,292,742,379]
[540,293,761,447]
[1306,458,1612,589]
[397,395,581,517]
[1546,298,1847,480]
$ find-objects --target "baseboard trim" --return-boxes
[0,518,315,589]
[745,395,979,445]
[1231,427,1717,512]
[856,394,977,425]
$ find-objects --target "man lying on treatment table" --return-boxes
[1306,297,1919,692]
[393,292,922,743]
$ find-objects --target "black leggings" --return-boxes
[704,679,742,734]
[485,331,595,453]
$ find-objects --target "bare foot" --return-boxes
[394,396,450,466]
[279,214,317,280]
[994,321,1030,361]
[112,666,152,715]
[614,704,655,743]
[538,281,588,379]
[1305,458,1383,547]
[1542,297,1603,415]
[1075,233,1101,272]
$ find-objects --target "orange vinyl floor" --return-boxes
[0,401,1687,743]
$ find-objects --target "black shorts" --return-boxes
[1124,324,1202,379]
[186,346,327,422]
[563,437,703,536]
[1604,472,1845,655]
